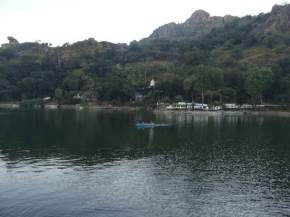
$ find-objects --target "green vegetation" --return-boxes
[1,5,290,106]
[244,66,273,104]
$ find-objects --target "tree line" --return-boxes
[0,34,290,106]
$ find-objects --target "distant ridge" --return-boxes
[147,4,290,41]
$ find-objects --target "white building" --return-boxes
[224,103,239,110]
[241,104,254,109]
[166,102,193,110]
[193,103,209,110]
[149,79,155,88]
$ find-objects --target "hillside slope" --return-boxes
[1,4,290,105]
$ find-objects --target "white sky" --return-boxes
[0,0,289,46]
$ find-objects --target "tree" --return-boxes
[184,65,224,105]
[55,88,63,105]
[17,77,37,99]
[244,66,273,104]
[99,71,134,104]
[157,73,184,100]
[63,69,95,100]
[174,95,183,102]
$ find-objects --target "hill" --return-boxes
[1,4,290,105]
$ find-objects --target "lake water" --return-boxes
[0,109,289,217]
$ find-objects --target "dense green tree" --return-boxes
[244,66,273,104]
[55,88,63,105]
[157,73,184,100]
[184,65,224,104]
[99,71,134,104]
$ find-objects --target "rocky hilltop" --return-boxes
[148,4,290,41]
[149,10,238,40]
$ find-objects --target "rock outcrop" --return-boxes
[149,10,238,40]
[148,4,290,41]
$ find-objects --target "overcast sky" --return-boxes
[0,0,289,46]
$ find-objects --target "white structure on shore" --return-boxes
[166,102,193,110]
[166,102,211,110]
[149,79,155,88]
[164,102,265,111]
[193,103,209,110]
[224,103,239,110]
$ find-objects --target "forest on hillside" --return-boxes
[1,5,290,106]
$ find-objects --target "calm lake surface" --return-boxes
[0,109,289,217]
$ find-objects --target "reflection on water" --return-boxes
[0,109,289,217]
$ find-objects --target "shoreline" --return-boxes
[0,102,145,111]
[1,102,290,117]
[154,109,290,117]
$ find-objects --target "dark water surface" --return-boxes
[0,109,289,217]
